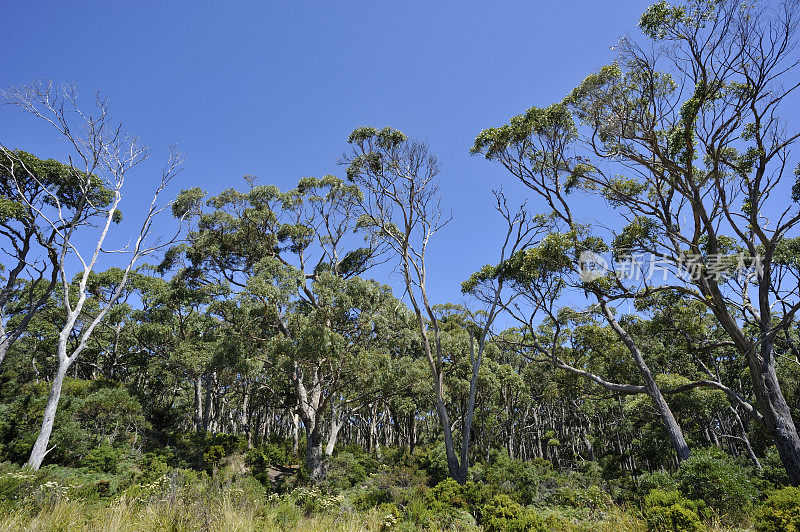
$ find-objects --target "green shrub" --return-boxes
[247,439,295,488]
[353,485,393,510]
[202,444,225,472]
[480,449,539,504]
[754,486,800,532]
[551,484,612,511]
[759,448,791,488]
[139,451,171,482]
[80,443,122,473]
[675,447,756,517]
[479,494,546,532]
[415,443,450,485]
[322,451,368,491]
[291,486,343,515]
[638,469,678,495]
[425,478,467,509]
[644,489,709,532]
[0,468,39,508]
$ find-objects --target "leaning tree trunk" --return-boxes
[601,300,690,462]
[752,345,800,484]
[434,395,464,484]
[325,404,345,458]
[715,300,800,484]
[27,361,69,470]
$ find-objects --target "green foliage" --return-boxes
[415,443,450,486]
[474,448,540,504]
[202,445,225,472]
[322,450,371,491]
[0,379,145,467]
[674,447,756,517]
[643,489,710,532]
[637,470,678,495]
[754,486,800,532]
[639,1,686,40]
[353,485,393,510]
[792,163,800,202]
[759,448,791,488]
[80,443,123,474]
[471,104,576,160]
[480,494,547,532]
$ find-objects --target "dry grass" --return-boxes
[0,495,389,532]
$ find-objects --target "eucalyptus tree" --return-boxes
[171,175,395,478]
[472,0,800,480]
[343,128,539,483]
[0,150,116,368]
[1,81,183,470]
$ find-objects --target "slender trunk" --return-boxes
[325,405,344,458]
[582,430,595,462]
[375,409,383,459]
[194,376,203,434]
[202,372,214,433]
[0,340,8,369]
[27,361,69,470]
[434,394,463,482]
[368,403,378,453]
[291,412,300,453]
[458,335,484,483]
[706,276,800,483]
[730,406,761,470]
[600,300,690,462]
[241,383,252,448]
[410,413,417,453]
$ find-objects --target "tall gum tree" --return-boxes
[169,176,396,479]
[342,128,536,483]
[472,0,800,481]
[0,151,106,369]
[1,81,183,470]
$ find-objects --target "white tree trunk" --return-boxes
[27,360,69,470]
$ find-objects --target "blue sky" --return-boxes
[1,1,651,305]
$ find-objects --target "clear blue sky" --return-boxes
[1,1,650,305]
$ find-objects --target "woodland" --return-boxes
[2,1,800,530]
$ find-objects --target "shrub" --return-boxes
[551,484,612,511]
[247,440,295,488]
[479,494,546,532]
[415,443,450,485]
[759,448,790,488]
[638,469,678,495]
[754,486,800,532]
[643,489,709,532]
[674,447,756,517]
[322,451,368,491]
[80,443,122,474]
[203,445,226,473]
[425,478,467,509]
[139,451,171,482]
[292,486,343,515]
[480,449,540,504]
[353,486,393,510]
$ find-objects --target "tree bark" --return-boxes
[291,411,300,454]
[305,422,325,480]
[599,300,690,462]
[194,376,203,434]
[27,361,69,470]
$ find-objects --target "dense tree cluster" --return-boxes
[1,3,800,527]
